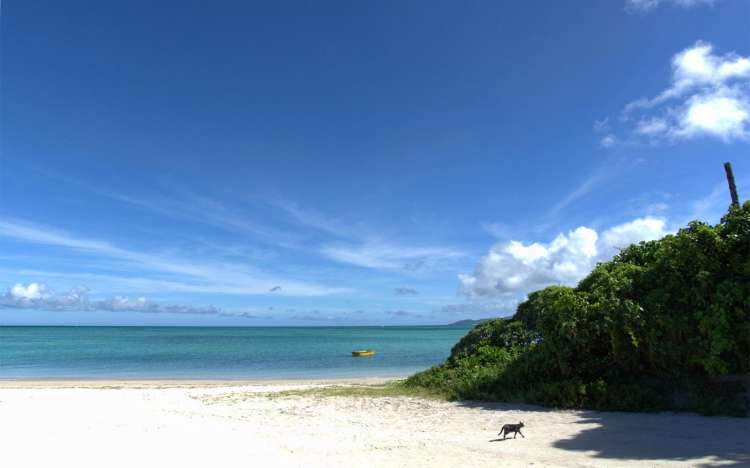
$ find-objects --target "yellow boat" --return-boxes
[351,349,375,357]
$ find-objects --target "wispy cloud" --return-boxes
[31,170,469,281]
[593,118,618,148]
[548,171,611,218]
[0,218,349,297]
[320,240,465,272]
[481,222,512,239]
[30,169,305,249]
[105,189,303,248]
[271,200,358,239]
[393,287,418,296]
[39,171,467,276]
[626,0,717,12]
[272,200,471,274]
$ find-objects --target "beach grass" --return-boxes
[264,380,447,400]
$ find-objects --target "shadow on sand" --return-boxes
[455,400,750,467]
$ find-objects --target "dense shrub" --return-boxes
[406,202,750,416]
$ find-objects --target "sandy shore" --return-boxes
[0,380,747,467]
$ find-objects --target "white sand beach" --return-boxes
[0,380,747,468]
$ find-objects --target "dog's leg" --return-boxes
[519,430,524,438]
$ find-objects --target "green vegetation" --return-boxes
[264,380,446,400]
[406,202,750,416]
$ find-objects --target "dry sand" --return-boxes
[0,380,747,467]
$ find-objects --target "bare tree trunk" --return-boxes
[724,162,740,208]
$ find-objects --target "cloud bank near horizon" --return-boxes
[1,282,232,316]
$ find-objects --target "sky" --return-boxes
[1,0,748,326]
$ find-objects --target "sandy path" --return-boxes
[0,381,747,467]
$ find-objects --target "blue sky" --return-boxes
[1,0,748,326]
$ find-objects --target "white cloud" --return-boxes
[9,282,51,300]
[620,42,750,142]
[626,0,716,11]
[0,282,229,316]
[676,92,749,141]
[600,217,668,255]
[459,217,668,298]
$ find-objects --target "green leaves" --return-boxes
[407,202,750,415]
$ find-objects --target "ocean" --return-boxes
[0,326,471,380]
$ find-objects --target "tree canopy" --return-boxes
[407,202,750,415]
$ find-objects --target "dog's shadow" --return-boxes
[488,438,512,442]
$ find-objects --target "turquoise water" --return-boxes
[0,326,470,379]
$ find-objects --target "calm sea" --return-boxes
[0,326,471,380]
